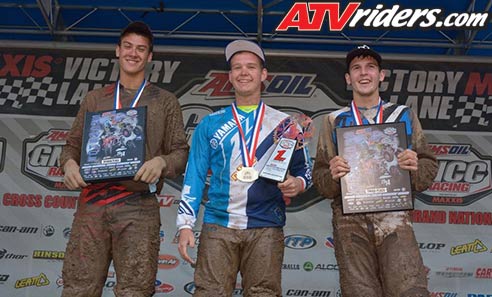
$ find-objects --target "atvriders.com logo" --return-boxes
[276,2,489,31]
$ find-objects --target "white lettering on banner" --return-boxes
[64,57,180,83]
[147,61,181,83]
[381,70,463,93]
[64,57,118,81]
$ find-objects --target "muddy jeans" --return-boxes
[61,193,161,297]
[194,224,284,297]
[332,208,429,297]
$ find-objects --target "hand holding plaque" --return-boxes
[260,114,314,182]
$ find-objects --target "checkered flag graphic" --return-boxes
[0,77,58,108]
[455,96,491,127]
[22,77,58,105]
[0,78,24,108]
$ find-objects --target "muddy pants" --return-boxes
[194,224,284,297]
[61,193,160,297]
[332,209,429,297]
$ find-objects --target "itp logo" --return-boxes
[276,2,490,31]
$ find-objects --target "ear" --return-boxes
[345,72,351,85]
[115,45,120,58]
[379,68,385,82]
[260,67,268,82]
[147,52,153,62]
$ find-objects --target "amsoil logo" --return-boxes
[450,239,488,256]
[277,2,489,31]
[22,129,71,191]
[416,144,492,206]
[0,137,5,172]
[190,71,316,99]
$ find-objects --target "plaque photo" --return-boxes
[80,106,147,183]
[336,122,413,214]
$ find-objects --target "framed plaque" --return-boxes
[336,122,413,214]
[80,106,147,183]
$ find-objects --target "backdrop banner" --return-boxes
[1,46,491,296]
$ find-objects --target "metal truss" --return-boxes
[1,0,491,55]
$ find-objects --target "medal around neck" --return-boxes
[237,167,259,183]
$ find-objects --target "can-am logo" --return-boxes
[416,144,492,206]
[22,129,71,191]
[277,2,489,31]
[0,137,5,172]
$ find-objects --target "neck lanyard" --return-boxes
[351,98,383,125]
[231,101,265,167]
[113,79,147,109]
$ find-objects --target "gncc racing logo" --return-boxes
[276,2,489,31]
[416,144,492,206]
[0,137,5,172]
[22,129,71,191]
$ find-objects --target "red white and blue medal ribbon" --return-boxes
[231,101,265,182]
[351,97,383,126]
[113,79,147,109]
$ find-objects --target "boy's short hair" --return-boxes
[119,21,154,52]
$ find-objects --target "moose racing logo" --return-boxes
[416,144,492,206]
[276,2,489,31]
[22,129,71,191]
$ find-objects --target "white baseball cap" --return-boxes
[225,40,265,64]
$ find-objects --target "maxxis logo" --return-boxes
[276,2,490,31]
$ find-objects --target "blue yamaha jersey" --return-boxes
[177,104,312,230]
[331,101,414,150]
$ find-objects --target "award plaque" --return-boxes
[336,122,413,214]
[79,106,147,183]
[260,138,297,182]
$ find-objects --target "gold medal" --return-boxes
[237,167,259,183]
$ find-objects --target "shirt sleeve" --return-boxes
[312,114,341,199]
[176,117,210,230]
[408,109,438,192]
[157,92,189,179]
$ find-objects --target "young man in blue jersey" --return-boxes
[176,39,313,296]
[312,45,438,297]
